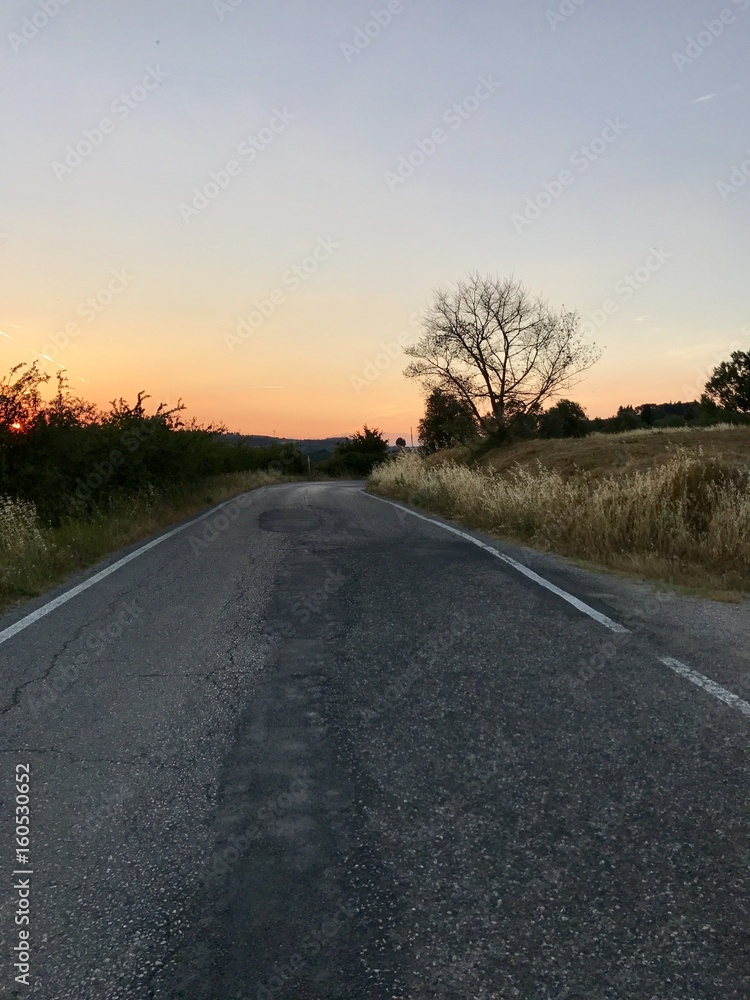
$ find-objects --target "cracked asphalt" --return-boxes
[1,481,748,998]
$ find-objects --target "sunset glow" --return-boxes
[2,1,747,441]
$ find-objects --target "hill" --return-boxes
[224,434,346,457]
[432,424,750,482]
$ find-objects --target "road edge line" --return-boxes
[361,490,629,634]
[660,656,750,719]
[0,494,249,646]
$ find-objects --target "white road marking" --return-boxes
[362,491,750,722]
[661,657,750,719]
[0,496,245,647]
[4,482,748,724]
[362,490,629,634]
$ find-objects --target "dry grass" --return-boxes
[0,470,292,613]
[369,444,750,596]
[434,423,750,483]
[0,495,50,592]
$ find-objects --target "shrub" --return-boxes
[324,426,389,476]
[0,366,305,523]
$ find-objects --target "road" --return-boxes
[1,481,748,999]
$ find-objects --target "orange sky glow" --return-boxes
[2,1,747,443]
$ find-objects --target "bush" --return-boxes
[0,363,304,523]
[323,426,389,476]
[653,415,687,429]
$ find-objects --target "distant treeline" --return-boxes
[0,363,305,524]
[418,387,750,452]
[589,400,718,433]
[224,433,346,457]
[533,397,748,440]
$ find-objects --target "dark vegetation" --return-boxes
[0,361,394,535]
[225,433,346,457]
[404,273,599,428]
[0,362,306,525]
[417,359,750,454]
[404,273,749,453]
[320,426,390,476]
[0,364,391,607]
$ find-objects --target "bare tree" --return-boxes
[404,274,600,429]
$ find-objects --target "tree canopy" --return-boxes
[418,388,478,452]
[327,425,389,475]
[538,399,589,439]
[704,350,750,413]
[404,274,600,431]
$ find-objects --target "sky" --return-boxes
[1,0,748,442]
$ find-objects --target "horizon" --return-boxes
[2,0,748,443]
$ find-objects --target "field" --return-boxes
[369,425,750,598]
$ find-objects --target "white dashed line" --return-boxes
[661,657,750,719]
[3,482,749,725]
[363,490,750,722]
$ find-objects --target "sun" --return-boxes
[10,421,22,431]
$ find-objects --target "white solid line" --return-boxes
[362,490,629,634]
[0,495,246,647]
[661,657,750,720]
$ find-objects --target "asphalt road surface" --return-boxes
[1,481,748,999]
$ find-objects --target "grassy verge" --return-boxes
[433,423,750,480]
[0,470,297,613]
[368,448,750,599]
